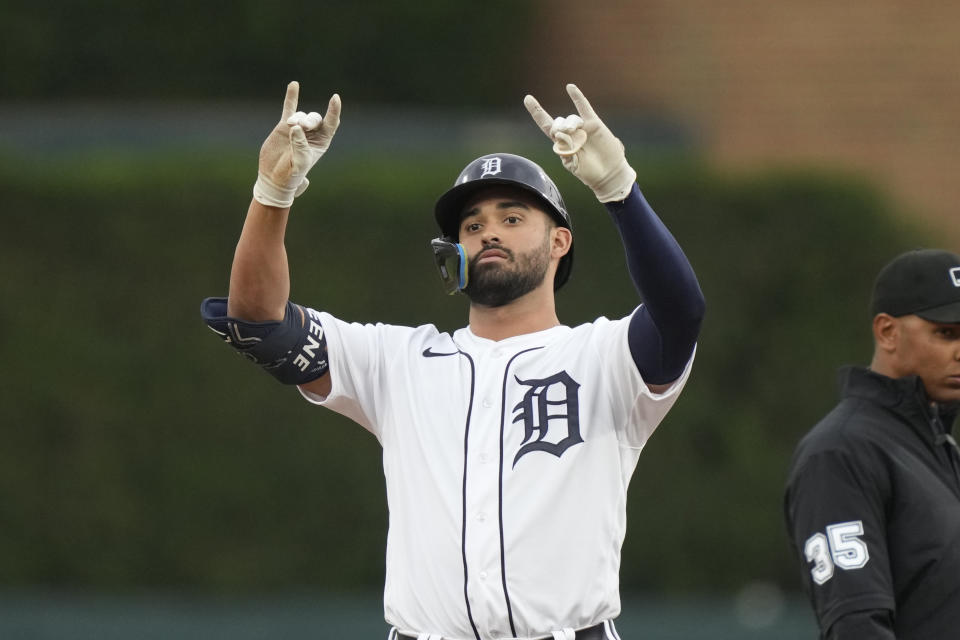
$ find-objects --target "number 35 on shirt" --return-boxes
[803,520,870,585]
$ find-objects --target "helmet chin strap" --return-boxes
[430,238,469,295]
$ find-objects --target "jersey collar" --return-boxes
[839,365,959,435]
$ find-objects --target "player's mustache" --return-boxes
[470,244,514,267]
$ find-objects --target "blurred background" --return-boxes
[2,1,957,638]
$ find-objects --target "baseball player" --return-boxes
[201,81,705,640]
[784,249,960,639]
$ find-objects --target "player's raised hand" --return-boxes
[253,81,342,208]
[524,84,636,203]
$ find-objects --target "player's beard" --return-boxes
[464,233,551,308]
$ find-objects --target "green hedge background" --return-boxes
[1,1,532,106]
[0,147,925,595]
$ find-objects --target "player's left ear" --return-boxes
[550,226,573,260]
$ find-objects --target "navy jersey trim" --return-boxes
[603,620,622,640]
[422,345,481,640]
[458,350,482,640]
[498,346,544,637]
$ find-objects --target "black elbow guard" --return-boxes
[200,297,329,385]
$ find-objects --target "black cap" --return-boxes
[871,249,960,322]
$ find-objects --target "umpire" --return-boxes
[784,248,960,639]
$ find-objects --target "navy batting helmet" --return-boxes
[433,153,573,290]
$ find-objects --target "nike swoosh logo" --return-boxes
[422,347,458,358]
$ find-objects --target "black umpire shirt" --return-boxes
[784,366,960,639]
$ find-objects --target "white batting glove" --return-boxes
[253,81,341,208]
[524,84,636,203]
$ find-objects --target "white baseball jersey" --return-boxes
[299,308,694,640]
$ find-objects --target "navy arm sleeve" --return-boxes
[606,183,705,384]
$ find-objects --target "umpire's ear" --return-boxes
[872,313,900,354]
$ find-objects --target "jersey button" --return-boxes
[481,398,493,408]
[479,571,488,580]
[479,453,489,464]
[477,512,487,522]
[492,349,503,358]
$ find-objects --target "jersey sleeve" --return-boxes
[784,446,895,632]
[591,312,696,448]
[296,312,388,439]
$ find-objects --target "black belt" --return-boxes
[396,622,609,640]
